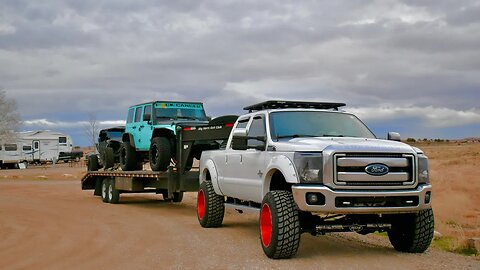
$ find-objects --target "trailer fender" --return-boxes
[202,159,223,195]
[263,155,298,196]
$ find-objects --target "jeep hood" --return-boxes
[273,137,417,154]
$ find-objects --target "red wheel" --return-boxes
[260,203,273,247]
[197,189,206,220]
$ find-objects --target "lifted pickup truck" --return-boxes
[197,100,434,259]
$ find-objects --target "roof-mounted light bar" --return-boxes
[243,100,346,112]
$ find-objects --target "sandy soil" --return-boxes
[0,143,479,269]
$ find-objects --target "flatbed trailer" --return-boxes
[81,119,236,204]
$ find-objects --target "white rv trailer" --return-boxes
[17,131,74,164]
[0,142,21,169]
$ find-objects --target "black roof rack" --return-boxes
[243,100,346,112]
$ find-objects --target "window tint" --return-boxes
[34,141,39,149]
[247,116,266,147]
[144,105,152,120]
[127,108,134,124]
[59,137,67,144]
[5,144,17,151]
[135,107,143,122]
[23,145,32,151]
[236,118,249,129]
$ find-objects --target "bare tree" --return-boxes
[84,112,99,153]
[0,89,20,143]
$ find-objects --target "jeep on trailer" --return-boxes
[198,100,434,259]
[121,101,210,171]
[87,126,125,171]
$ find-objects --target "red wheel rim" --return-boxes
[260,203,272,247]
[197,189,205,220]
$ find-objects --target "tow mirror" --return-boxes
[388,132,401,141]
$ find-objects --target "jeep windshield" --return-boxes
[269,111,376,140]
[154,103,208,123]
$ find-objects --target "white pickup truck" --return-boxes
[197,100,434,259]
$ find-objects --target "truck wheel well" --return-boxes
[269,170,291,192]
[205,170,211,181]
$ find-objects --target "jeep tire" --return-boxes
[87,154,99,172]
[103,147,115,169]
[120,141,138,171]
[387,208,434,253]
[197,181,224,228]
[149,137,171,172]
[260,191,301,259]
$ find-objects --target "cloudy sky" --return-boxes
[1,0,479,146]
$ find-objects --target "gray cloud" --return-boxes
[1,0,479,144]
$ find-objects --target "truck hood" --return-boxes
[273,137,417,154]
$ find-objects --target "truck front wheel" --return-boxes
[197,181,224,228]
[149,137,171,172]
[260,191,301,259]
[387,208,434,253]
[120,141,138,171]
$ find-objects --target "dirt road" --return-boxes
[0,178,478,270]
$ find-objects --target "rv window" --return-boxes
[59,137,67,144]
[135,107,143,122]
[127,108,134,123]
[5,144,17,151]
[23,145,32,151]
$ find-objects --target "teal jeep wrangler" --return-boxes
[120,101,210,171]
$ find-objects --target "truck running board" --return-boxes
[225,203,260,214]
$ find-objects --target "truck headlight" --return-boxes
[293,152,323,183]
[417,154,429,184]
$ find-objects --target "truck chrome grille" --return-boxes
[334,153,415,187]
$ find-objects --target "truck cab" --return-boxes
[121,101,209,171]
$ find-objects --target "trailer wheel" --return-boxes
[108,179,120,204]
[120,141,138,171]
[260,191,301,259]
[101,179,109,203]
[87,155,99,171]
[149,137,171,172]
[197,181,224,228]
[388,209,434,253]
[103,147,115,169]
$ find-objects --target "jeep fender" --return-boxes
[122,133,136,148]
[263,155,298,196]
[201,159,223,195]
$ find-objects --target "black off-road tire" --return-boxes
[149,137,171,172]
[87,155,99,171]
[101,179,109,203]
[120,141,138,171]
[197,181,224,228]
[388,208,435,253]
[260,191,301,259]
[107,179,120,204]
[103,147,115,169]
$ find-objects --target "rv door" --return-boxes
[33,140,40,160]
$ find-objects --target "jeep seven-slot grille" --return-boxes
[334,153,415,187]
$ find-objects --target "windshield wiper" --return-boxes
[176,116,199,120]
[276,134,317,139]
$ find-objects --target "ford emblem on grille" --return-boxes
[365,164,389,176]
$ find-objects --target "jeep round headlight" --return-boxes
[293,152,323,183]
[417,154,429,184]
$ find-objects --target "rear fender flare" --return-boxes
[201,159,222,195]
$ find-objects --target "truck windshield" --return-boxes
[269,111,376,140]
[154,108,208,123]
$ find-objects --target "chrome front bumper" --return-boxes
[292,184,432,214]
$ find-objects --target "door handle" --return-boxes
[132,127,137,129]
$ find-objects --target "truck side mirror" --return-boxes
[388,132,401,141]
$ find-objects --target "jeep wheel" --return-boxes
[172,192,184,203]
[87,155,99,171]
[260,191,301,259]
[388,208,434,253]
[103,147,115,169]
[197,181,224,228]
[120,141,138,171]
[149,137,171,172]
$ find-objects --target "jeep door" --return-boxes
[137,104,153,151]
